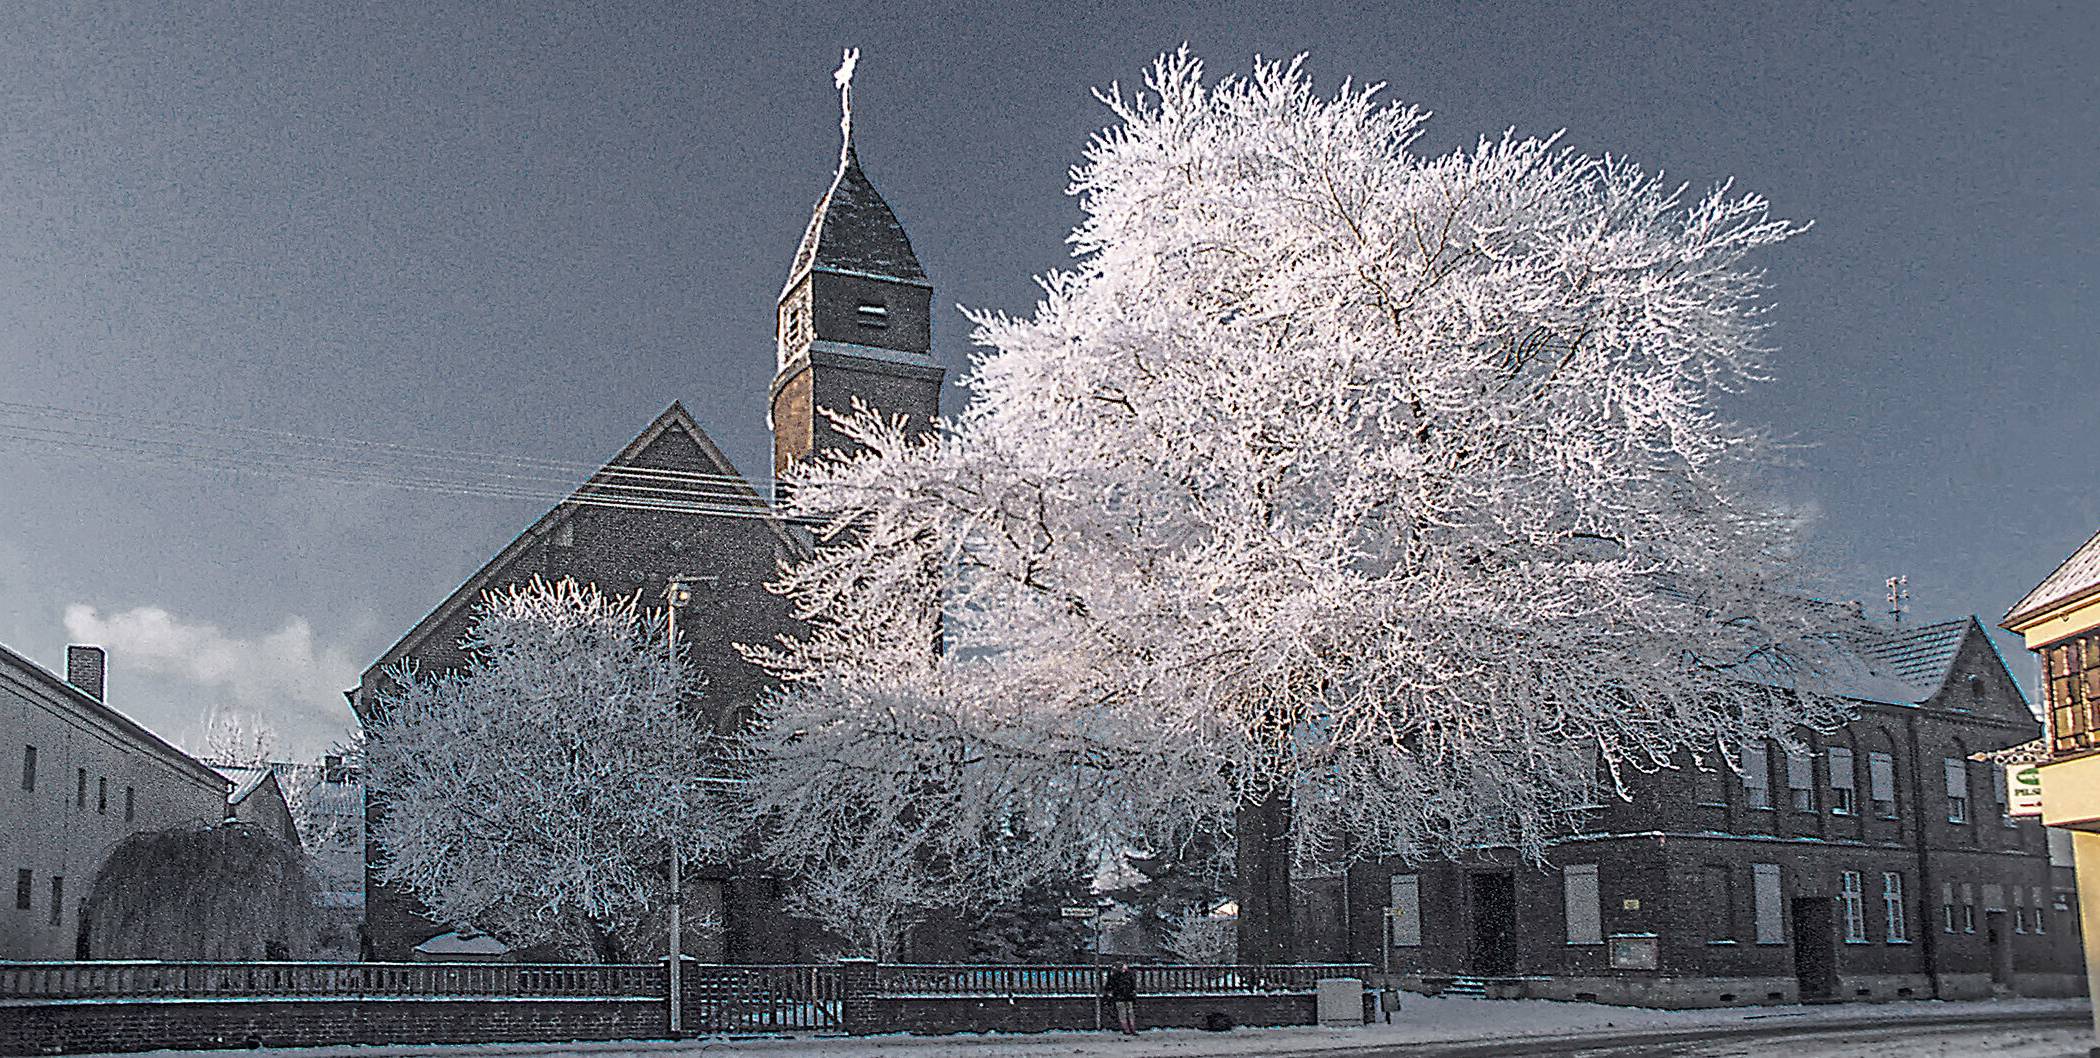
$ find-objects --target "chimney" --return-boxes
[66,645,106,701]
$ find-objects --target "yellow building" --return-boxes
[2002,527,2100,1047]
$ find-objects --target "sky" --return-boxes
[0,1,2094,758]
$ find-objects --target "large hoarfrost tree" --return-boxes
[744,51,1853,961]
[363,578,734,962]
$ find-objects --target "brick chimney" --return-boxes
[66,645,106,701]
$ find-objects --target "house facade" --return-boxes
[352,117,942,962]
[0,643,228,959]
[1313,617,2084,1006]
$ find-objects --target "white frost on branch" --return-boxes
[741,51,1853,915]
[361,578,734,960]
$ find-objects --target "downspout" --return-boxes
[1905,708,1942,999]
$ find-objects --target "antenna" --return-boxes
[1885,575,1910,627]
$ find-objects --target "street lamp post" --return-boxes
[662,576,700,1038]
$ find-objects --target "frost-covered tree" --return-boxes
[744,51,1852,962]
[362,578,734,962]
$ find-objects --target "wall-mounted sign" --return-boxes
[2009,765,2044,817]
[1608,934,1659,970]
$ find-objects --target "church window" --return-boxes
[856,302,889,328]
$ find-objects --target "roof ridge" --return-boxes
[2005,526,2100,626]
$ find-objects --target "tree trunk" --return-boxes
[1234,791,1295,965]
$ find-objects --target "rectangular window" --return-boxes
[1870,752,1897,817]
[1564,864,1602,945]
[76,768,86,808]
[1753,863,1784,944]
[1705,865,1735,942]
[1883,872,1907,942]
[1961,883,1976,933]
[1694,762,1727,806]
[1389,874,1421,947]
[1829,747,1856,815]
[1941,882,1957,933]
[20,745,34,791]
[2014,886,2027,934]
[1787,749,1815,811]
[2033,887,2047,934]
[2045,633,2100,756]
[1945,758,1969,824]
[1743,743,1773,810]
[47,876,61,927]
[124,786,135,822]
[97,777,106,815]
[14,869,29,911]
[1995,764,2016,828]
[1840,871,1867,942]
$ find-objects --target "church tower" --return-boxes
[770,50,945,488]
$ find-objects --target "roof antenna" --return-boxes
[1885,575,1909,627]
[833,47,860,171]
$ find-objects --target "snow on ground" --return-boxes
[82,995,2093,1058]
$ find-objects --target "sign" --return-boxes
[1608,934,1659,970]
[1060,907,1099,919]
[2009,765,2044,817]
[1621,898,1641,911]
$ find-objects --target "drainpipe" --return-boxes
[1905,709,1942,999]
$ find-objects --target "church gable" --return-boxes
[1922,619,2038,730]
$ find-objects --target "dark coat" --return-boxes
[1103,967,1138,1002]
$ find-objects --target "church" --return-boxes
[348,73,943,962]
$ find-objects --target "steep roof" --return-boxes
[784,145,927,294]
[0,641,228,790]
[1855,617,1972,695]
[2005,527,2100,627]
[354,403,802,709]
[214,765,274,806]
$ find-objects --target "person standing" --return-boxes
[1103,961,1139,1035]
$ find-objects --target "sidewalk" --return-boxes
[80,994,2092,1058]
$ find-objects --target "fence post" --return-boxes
[838,959,879,1035]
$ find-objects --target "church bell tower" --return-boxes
[770,49,945,489]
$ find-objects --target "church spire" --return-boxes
[834,47,859,168]
[783,49,926,298]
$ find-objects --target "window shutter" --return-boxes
[1870,752,1896,801]
[1829,747,1855,788]
[1564,864,1602,945]
[1944,758,1967,799]
[1389,874,1421,947]
[1753,863,1784,944]
[1786,750,1814,790]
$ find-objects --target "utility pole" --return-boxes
[663,576,704,1038]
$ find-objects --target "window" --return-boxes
[2015,886,2028,934]
[1752,863,1784,944]
[1944,758,1969,824]
[1994,764,2017,828]
[1941,882,1957,933]
[2042,632,2100,756]
[47,877,61,927]
[97,777,107,815]
[19,745,34,791]
[1840,871,1867,942]
[76,768,86,808]
[2033,887,2047,934]
[1869,752,1897,818]
[1564,864,1602,945]
[1960,883,1976,933]
[1743,743,1773,809]
[124,786,135,822]
[1704,865,1735,942]
[1786,749,1815,811]
[1388,874,1421,947]
[855,303,890,328]
[14,869,29,911]
[1883,872,1908,942]
[1693,762,1727,806]
[1829,747,1856,815]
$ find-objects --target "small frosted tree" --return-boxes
[745,51,1854,962]
[362,577,734,961]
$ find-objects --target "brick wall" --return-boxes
[0,997,665,1057]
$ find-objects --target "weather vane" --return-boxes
[834,47,860,168]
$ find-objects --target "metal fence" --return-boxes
[0,960,662,1001]
[874,962,1369,998]
[686,964,842,1032]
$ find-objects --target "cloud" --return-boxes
[61,604,360,759]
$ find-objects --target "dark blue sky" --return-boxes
[2,1,2094,755]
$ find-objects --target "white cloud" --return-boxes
[61,604,360,759]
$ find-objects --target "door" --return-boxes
[1468,872,1517,976]
[1986,910,2014,988]
[1791,897,1837,1000]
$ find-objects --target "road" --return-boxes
[1271,1010,2088,1058]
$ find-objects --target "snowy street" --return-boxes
[73,996,2091,1058]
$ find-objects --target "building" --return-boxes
[1327,616,2083,1007]
[351,101,942,962]
[2001,527,2100,1045]
[0,642,228,959]
[216,764,300,845]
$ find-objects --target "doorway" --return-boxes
[1791,897,1837,1000]
[1986,910,2014,990]
[1467,872,1517,976]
